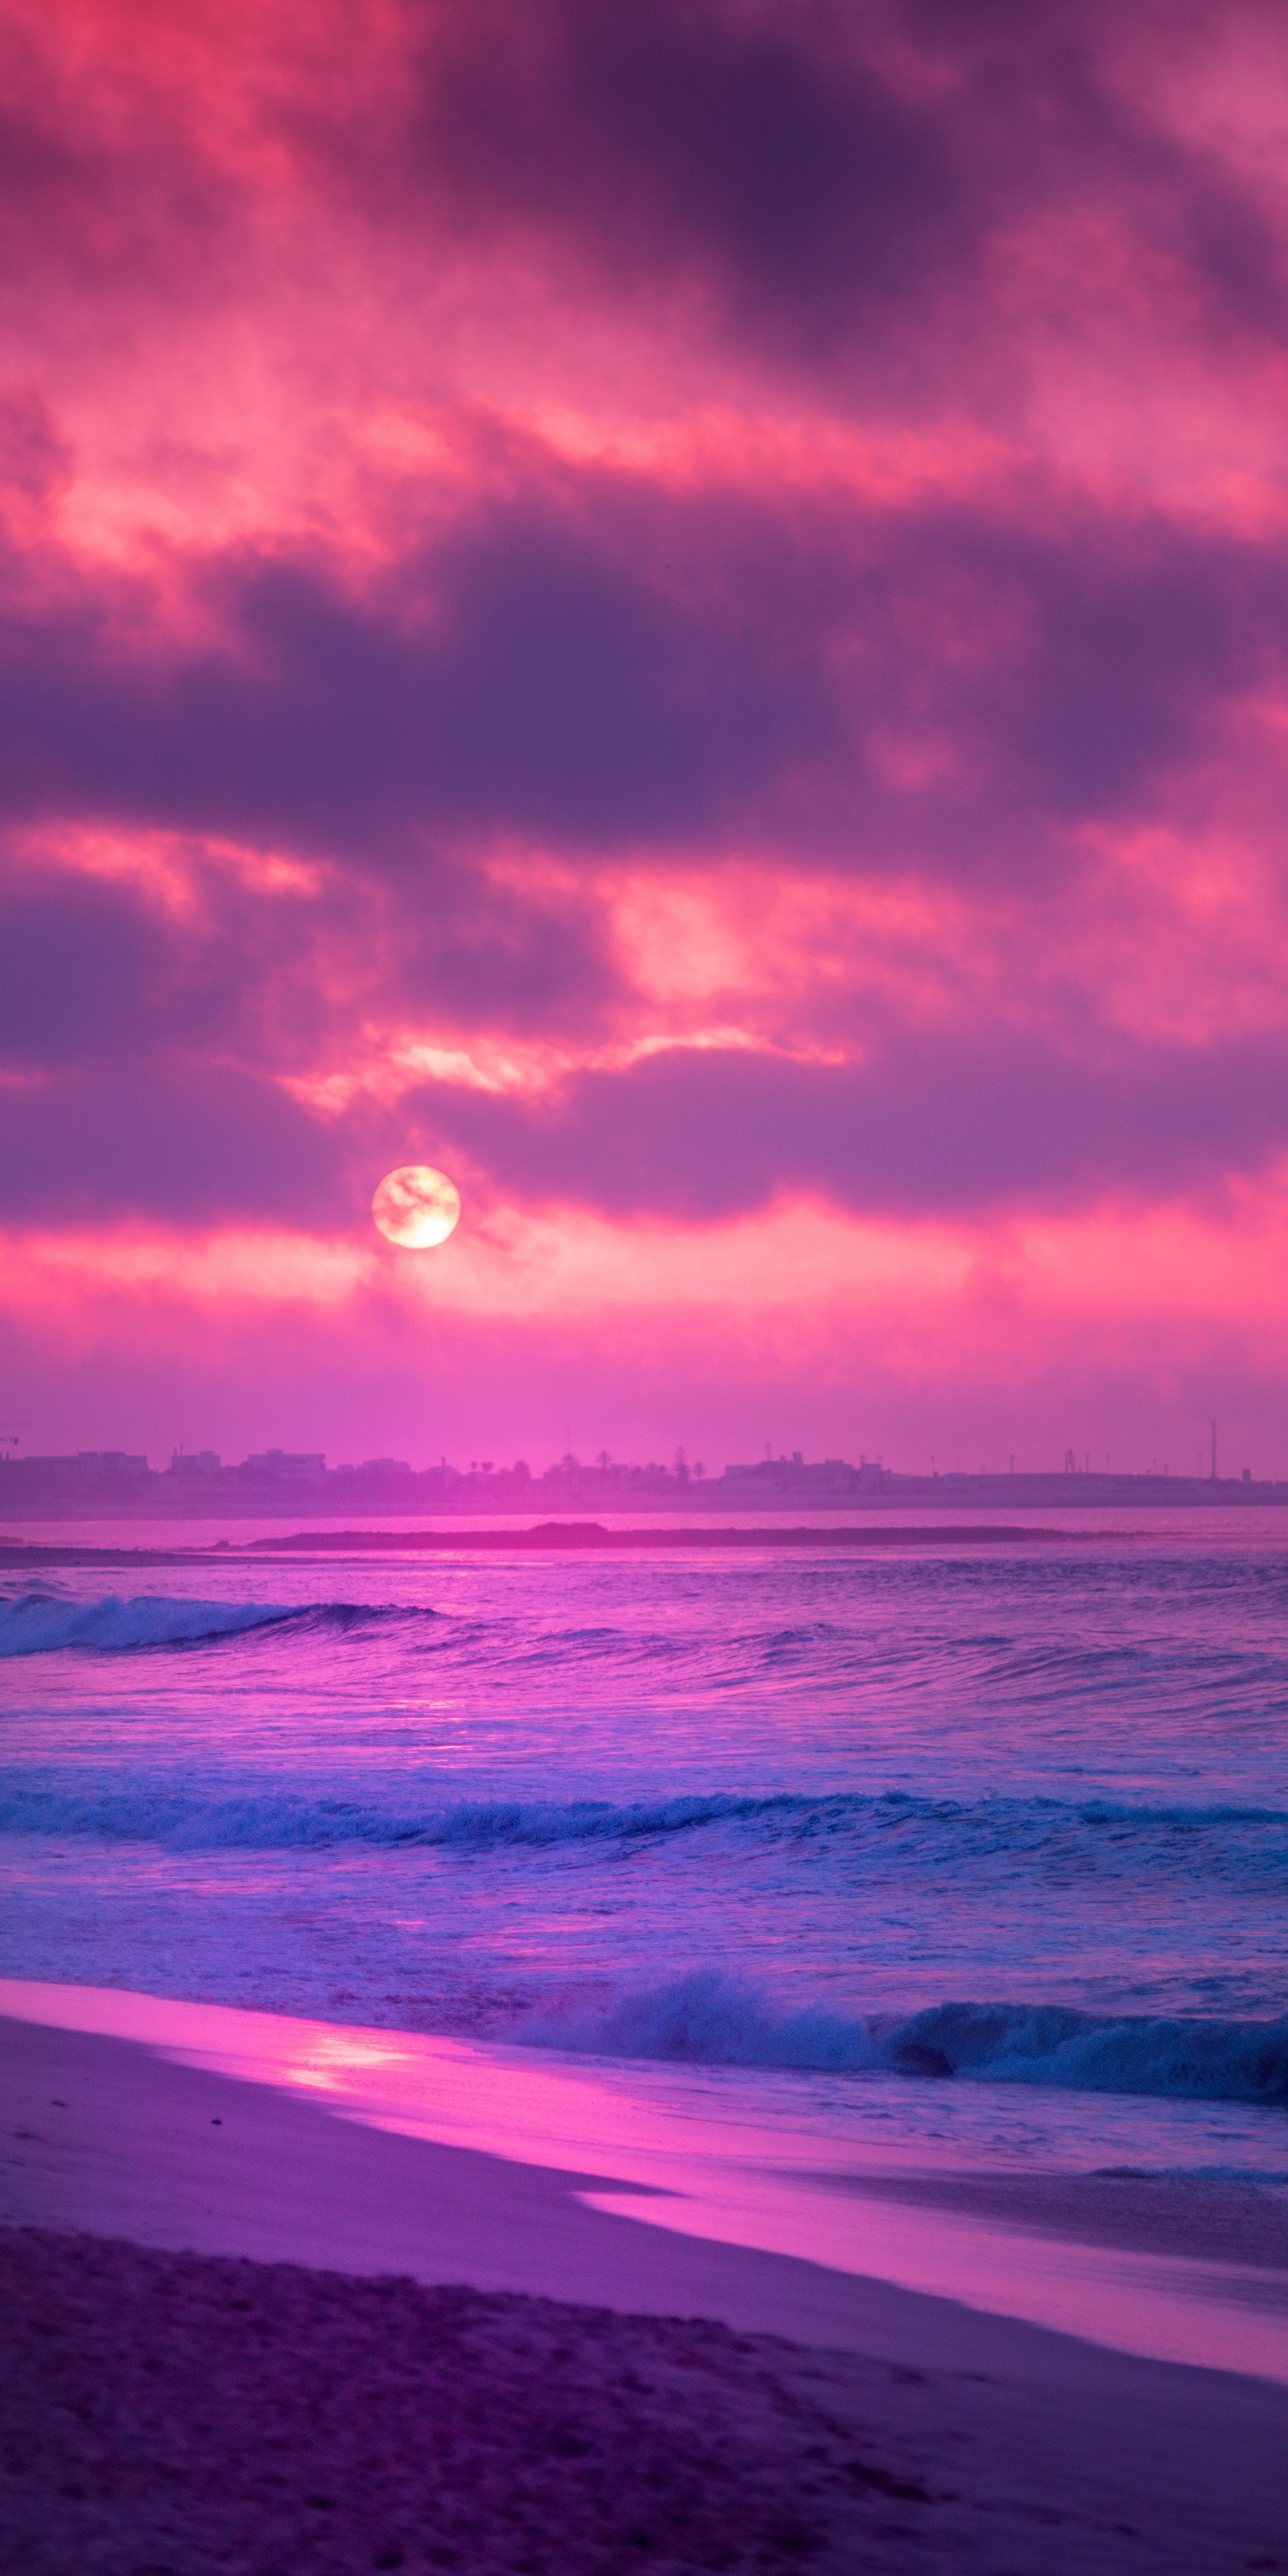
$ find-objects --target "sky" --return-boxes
[3,0,1288,1475]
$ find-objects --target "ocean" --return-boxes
[3,1509,1286,2177]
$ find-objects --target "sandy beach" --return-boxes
[3,2009,1288,2573]
[2,2227,938,2576]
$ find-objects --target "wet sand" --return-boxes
[3,2014,1288,2570]
[824,2165,1288,2273]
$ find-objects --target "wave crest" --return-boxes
[520,1971,881,2071]
[0,1592,297,1656]
[0,1782,804,1847]
[0,1592,443,1657]
[1,1774,1284,1858]
[878,1997,1288,2106]
[518,1971,1288,2107]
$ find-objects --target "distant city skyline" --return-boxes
[2,1437,1278,1520]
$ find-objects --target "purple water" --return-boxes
[2,1513,1287,2186]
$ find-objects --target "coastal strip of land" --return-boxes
[0,1521,1103,1570]
[2,2013,1287,2573]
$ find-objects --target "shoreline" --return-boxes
[5,1979,1288,2377]
[0,2012,1063,2367]
[4,2012,1288,2572]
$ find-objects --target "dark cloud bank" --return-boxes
[0,487,1278,861]
[315,0,1288,361]
[3,1026,1286,1234]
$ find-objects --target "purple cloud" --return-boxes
[400,1028,1288,1223]
[0,483,1278,876]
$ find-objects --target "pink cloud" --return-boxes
[6,0,1288,1451]
[5,1190,1288,1476]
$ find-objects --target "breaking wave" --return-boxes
[1,1776,1285,1867]
[0,1592,299,1656]
[5,1772,1282,1896]
[0,1781,822,1847]
[0,1592,437,1657]
[518,1970,1288,2107]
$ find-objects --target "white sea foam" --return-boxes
[520,1970,884,2071]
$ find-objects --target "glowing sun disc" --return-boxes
[371,1165,461,1249]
